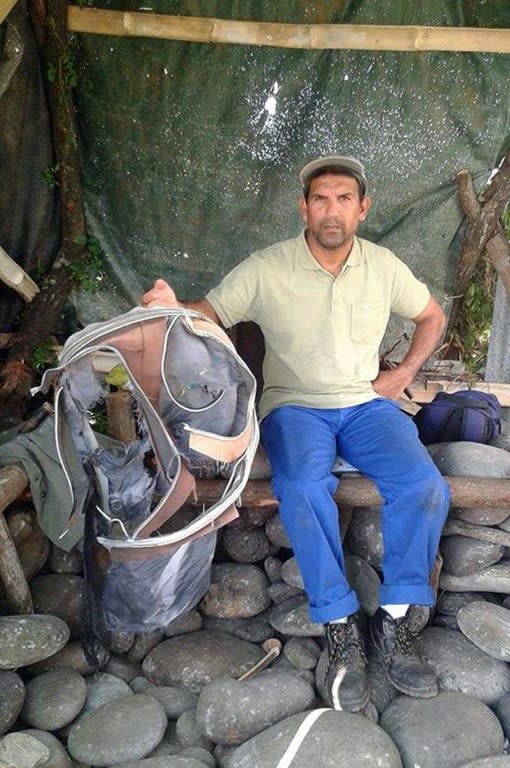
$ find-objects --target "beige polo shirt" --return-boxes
[206,232,430,419]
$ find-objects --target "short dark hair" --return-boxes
[303,166,365,201]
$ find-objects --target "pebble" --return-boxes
[21,729,73,768]
[0,671,25,736]
[268,596,324,637]
[345,554,381,616]
[67,693,167,766]
[143,685,198,718]
[6,507,50,581]
[222,525,274,563]
[431,442,510,477]
[228,709,402,767]
[459,759,510,767]
[0,732,50,768]
[265,514,291,548]
[0,615,69,669]
[344,506,384,569]
[440,536,505,576]
[452,507,510,526]
[283,636,321,670]
[110,759,211,768]
[21,668,87,731]
[47,544,83,574]
[419,626,510,706]
[175,709,213,751]
[380,691,504,768]
[440,563,510,593]
[142,631,265,693]
[196,669,315,745]
[280,557,303,589]
[165,610,203,637]
[29,574,85,640]
[199,564,271,618]
[457,601,510,660]
[81,672,133,717]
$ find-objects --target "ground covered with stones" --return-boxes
[2,440,510,767]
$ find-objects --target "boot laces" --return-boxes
[326,619,367,670]
[395,618,419,657]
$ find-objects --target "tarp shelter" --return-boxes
[1,0,510,357]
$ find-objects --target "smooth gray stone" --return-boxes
[366,657,399,716]
[266,583,303,605]
[21,667,87,730]
[67,693,167,766]
[199,564,270,619]
[130,676,152,692]
[109,630,135,654]
[440,562,510,593]
[419,626,510,706]
[283,636,321,670]
[126,630,165,663]
[345,506,383,569]
[268,596,324,637]
[265,515,291,549]
[222,525,274,563]
[436,591,488,616]
[104,654,142,683]
[498,515,510,532]
[440,536,504,576]
[100,758,209,768]
[48,544,83,574]
[144,686,198,719]
[459,760,510,767]
[175,709,213,751]
[165,610,203,638]
[345,554,381,617]
[264,556,283,583]
[181,747,216,767]
[452,507,510,526]
[24,640,97,677]
[196,670,315,746]
[30,574,85,640]
[457,601,510,660]
[0,615,69,669]
[280,557,304,589]
[431,442,510,478]
[495,692,510,740]
[142,631,265,694]
[202,612,274,644]
[22,729,73,768]
[0,732,50,768]
[7,506,50,581]
[228,709,402,768]
[380,691,504,768]
[0,671,25,736]
[81,672,132,718]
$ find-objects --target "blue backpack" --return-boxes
[413,390,501,445]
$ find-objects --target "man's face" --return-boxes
[299,173,371,252]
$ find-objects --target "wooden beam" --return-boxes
[0,0,18,24]
[0,246,40,303]
[67,8,510,53]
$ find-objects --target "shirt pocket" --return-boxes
[350,301,386,343]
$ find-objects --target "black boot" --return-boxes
[324,614,370,712]
[367,608,438,698]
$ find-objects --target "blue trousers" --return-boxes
[260,399,450,624]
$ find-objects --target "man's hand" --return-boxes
[141,279,180,308]
[372,367,412,401]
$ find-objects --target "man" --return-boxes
[142,155,450,713]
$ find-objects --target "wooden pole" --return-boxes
[0,465,33,614]
[0,0,18,24]
[67,8,510,54]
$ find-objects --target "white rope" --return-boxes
[276,708,330,768]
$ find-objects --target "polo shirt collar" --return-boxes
[297,230,363,271]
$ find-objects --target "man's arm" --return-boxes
[372,295,446,401]
[141,278,221,325]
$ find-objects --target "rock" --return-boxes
[24,640,96,677]
[0,671,25,736]
[436,591,488,616]
[345,555,380,616]
[228,709,402,768]
[203,613,274,644]
[175,709,213,751]
[22,729,74,768]
[0,615,69,669]
[431,442,510,477]
[265,515,291,549]
[222,526,274,563]
[495,692,510,740]
[6,505,50,581]
[48,544,83,574]
[21,668,87,730]
[104,654,142,683]
[110,758,211,768]
[283,637,321,670]
[30,574,84,640]
[459,759,510,767]
[181,747,216,767]
[199,564,271,618]
[142,631,265,694]
[380,691,504,768]
[280,557,303,589]
[81,672,133,718]
[269,596,324,637]
[345,506,383,569]
[109,630,135,654]
[452,507,510,526]
[196,670,315,745]
[440,536,504,576]
[144,686,198,719]
[419,626,510,706]
[264,556,283,583]
[366,657,399,716]
[126,630,165,662]
[457,601,510,661]
[0,732,50,768]
[267,583,303,605]
[165,610,203,637]
[67,693,167,766]
[440,563,510,593]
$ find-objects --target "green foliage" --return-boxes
[68,236,106,292]
[42,163,60,188]
[32,339,57,372]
